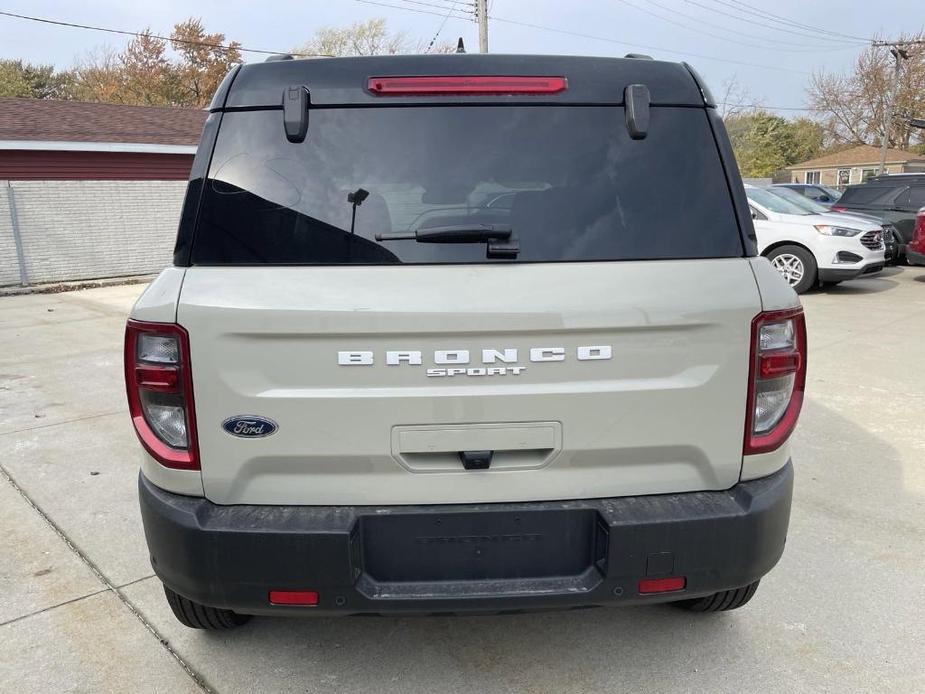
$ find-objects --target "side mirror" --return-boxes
[819,195,831,202]
[750,209,758,220]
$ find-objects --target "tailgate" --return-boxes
[179,259,760,505]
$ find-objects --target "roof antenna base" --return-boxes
[456,38,466,54]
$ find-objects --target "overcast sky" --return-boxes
[1,0,920,115]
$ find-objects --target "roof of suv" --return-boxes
[214,54,710,110]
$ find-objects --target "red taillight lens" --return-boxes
[910,208,925,252]
[367,75,567,96]
[124,320,199,470]
[269,590,319,606]
[639,577,686,594]
[830,205,846,212]
[744,308,807,455]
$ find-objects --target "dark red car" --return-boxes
[909,207,925,266]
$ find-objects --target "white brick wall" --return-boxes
[1,180,186,287]
[0,185,19,286]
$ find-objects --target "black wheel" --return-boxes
[163,585,251,630]
[766,245,817,294]
[672,580,760,612]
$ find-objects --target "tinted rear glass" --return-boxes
[838,185,900,206]
[191,106,742,264]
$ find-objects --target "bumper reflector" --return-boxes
[638,576,686,594]
[269,590,319,606]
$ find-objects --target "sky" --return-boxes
[1,0,921,116]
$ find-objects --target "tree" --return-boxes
[0,60,74,99]
[295,18,405,57]
[788,117,825,164]
[808,34,925,151]
[717,75,760,119]
[725,111,824,177]
[71,18,241,108]
[293,18,455,57]
[170,19,241,106]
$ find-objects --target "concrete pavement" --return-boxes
[1,267,924,693]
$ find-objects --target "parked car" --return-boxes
[770,185,900,264]
[745,185,885,293]
[832,173,925,261]
[126,54,802,629]
[774,183,842,207]
[908,207,925,266]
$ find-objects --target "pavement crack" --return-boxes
[0,410,123,437]
[0,587,111,628]
[0,464,215,694]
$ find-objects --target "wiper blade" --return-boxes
[375,225,518,258]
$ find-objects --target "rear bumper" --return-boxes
[907,248,925,266]
[139,463,793,616]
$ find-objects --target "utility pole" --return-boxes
[878,45,910,175]
[476,0,488,53]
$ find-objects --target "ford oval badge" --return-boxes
[222,416,278,439]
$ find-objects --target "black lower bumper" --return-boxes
[907,248,925,266]
[818,263,883,283]
[139,464,793,616]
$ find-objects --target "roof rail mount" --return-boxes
[267,54,294,62]
[625,53,653,60]
[283,86,310,143]
[624,84,650,140]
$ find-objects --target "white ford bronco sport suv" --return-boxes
[126,54,804,629]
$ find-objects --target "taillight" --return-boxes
[124,320,198,470]
[830,205,846,212]
[367,75,567,96]
[911,207,925,251]
[744,308,807,455]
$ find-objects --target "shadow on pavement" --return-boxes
[815,276,899,294]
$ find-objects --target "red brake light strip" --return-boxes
[367,75,568,96]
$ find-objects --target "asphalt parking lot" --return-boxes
[2,265,924,694]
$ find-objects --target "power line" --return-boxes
[717,0,870,43]
[355,0,475,22]
[0,9,334,57]
[423,0,461,52]
[678,0,868,46]
[487,15,814,75]
[393,0,473,15]
[355,0,813,74]
[718,101,821,112]
[613,0,860,54]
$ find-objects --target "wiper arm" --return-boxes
[376,225,518,258]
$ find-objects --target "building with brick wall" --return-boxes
[0,98,207,287]
[786,144,925,191]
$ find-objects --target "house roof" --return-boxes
[0,98,207,152]
[788,144,925,170]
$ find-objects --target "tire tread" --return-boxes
[163,585,250,630]
[672,580,760,613]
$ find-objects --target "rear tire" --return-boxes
[163,585,251,630]
[672,580,760,612]
[767,245,817,294]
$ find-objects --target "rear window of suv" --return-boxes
[191,106,743,265]
[838,185,901,206]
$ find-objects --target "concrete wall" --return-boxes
[2,180,185,287]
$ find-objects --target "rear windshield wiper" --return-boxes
[375,225,518,259]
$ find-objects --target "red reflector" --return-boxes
[135,364,179,392]
[759,352,801,379]
[638,577,686,594]
[269,590,319,606]
[367,75,567,96]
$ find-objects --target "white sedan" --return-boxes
[745,185,885,294]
